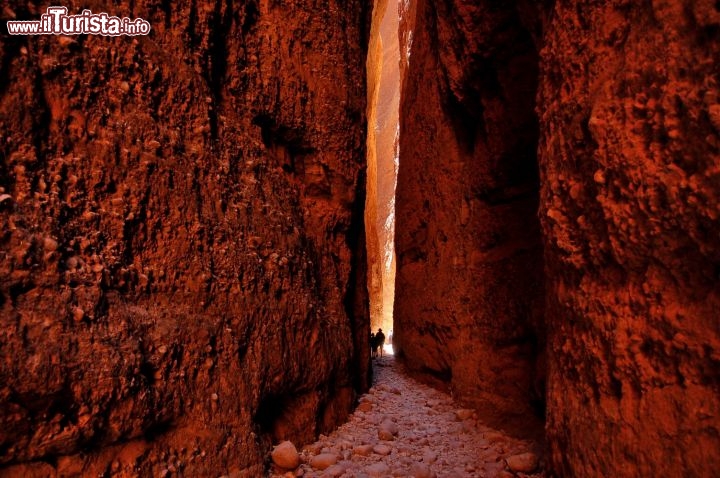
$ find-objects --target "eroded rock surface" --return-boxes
[394,0,546,431]
[538,1,720,476]
[0,1,370,475]
[396,0,720,476]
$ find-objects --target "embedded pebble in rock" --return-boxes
[272,356,546,477]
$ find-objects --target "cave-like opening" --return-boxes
[366,0,400,354]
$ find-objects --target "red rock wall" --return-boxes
[0,1,370,475]
[394,0,546,431]
[539,1,720,476]
[397,0,720,475]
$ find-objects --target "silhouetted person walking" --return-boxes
[376,328,385,357]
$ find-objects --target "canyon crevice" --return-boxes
[1,0,719,477]
[365,0,399,334]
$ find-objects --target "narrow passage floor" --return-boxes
[271,354,545,478]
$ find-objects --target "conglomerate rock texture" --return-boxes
[538,1,720,476]
[2,0,720,477]
[396,0,720,476]
[394,0,546,432]
[0,1,370,476]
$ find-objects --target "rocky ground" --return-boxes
[268,351,545,477]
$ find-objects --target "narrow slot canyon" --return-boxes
[0,1,719,478]
[365,0,399,340]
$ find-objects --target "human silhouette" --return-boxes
[376,328,385,357]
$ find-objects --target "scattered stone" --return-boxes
[323,464,346,477]
[422,451,438,464]
[378,428,395,441]
[268,356,544,478]
[366,462,390,477]
[353,444,374,456]
[410,462,435,478]
[506,452,539,473]
[480,449,500,463]
[461,420,476,433]
[380,420,399,436]
[484,431,508,443]
[303,443,322,455]
[271,441,300,470]
[455,409,474,421]
[309,453,337,471]
[373,444,392,456]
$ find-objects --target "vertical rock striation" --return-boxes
[394,0,545,431]
[0,0,370,475]
[538,1,720,476]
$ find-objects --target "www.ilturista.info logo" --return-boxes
[7,6,151,36]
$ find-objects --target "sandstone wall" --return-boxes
[394,0,546,431]
[396,0,720,475]
[0,1,370,475]
[538,1,720,476]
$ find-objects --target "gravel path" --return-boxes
[269,354,545,478]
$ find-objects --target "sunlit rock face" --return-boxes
[394,0,546,432]
[0,1,370,475]
[539,2,720,476]
[366,0,399,333]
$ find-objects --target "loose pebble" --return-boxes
[271,356,545,478]
[366,462,390,477]
[455,409,474,421]
[309,453,337,470]
[373,444,392,456]
[271,441,300,470]
[506,452,539,473]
